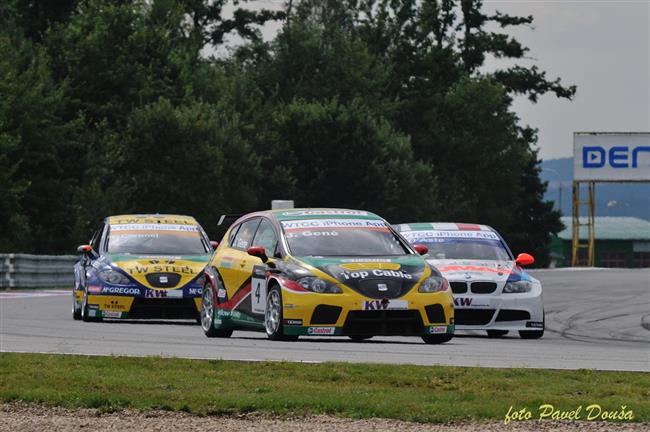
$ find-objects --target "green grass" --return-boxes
[0,352,648,423]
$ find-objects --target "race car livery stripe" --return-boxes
[110,230,200,237]
[281,219,387,230]
[456,223,481,231]
[436,264,514,275]
[218,281,252,311]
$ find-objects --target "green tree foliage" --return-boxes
[0,0,571,265]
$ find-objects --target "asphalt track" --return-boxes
[1,269,648,371]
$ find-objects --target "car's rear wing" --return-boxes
[217,214,245,226]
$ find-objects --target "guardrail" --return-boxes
[0,253,77,289]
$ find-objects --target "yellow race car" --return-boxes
[73,214,216,321]
[200,209,454,343]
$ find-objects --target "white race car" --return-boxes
[395,222,544,339]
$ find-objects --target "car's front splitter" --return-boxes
[282,324,454,337]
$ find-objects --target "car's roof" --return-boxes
[236,208,384,223]
[106,214,198,225]
[395,222,496,232]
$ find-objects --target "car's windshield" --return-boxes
[106,223,207,255]
[401,230,511,261]
[281,218,410,257]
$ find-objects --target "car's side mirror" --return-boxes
[210,240,219,250]
[247,246,268,263]
[414,244,428,255]
[515,253,535,267]
[77,244,92,254]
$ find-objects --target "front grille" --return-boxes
[450,282,468,294]
[455,309,495,325]
[343,310,424,336]
[424,304,446,323]
[495,309,531,322]
[311,305,342,325]
[471,282,497,294]
[355,278,413,299]
[145,273,181,288]
[128,298,198,319]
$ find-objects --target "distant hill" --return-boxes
[540,158,650,220]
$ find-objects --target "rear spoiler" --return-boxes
[217,214,245,226]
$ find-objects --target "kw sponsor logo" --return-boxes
[454,297,473,307]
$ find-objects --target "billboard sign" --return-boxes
[574,132,650,181]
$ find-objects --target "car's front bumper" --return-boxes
[280,286,455,337]
[453,290,543,331]
[75,283,203,319]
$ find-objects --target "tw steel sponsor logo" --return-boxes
[101,286,141,295]
[454,297,473,307]
[126,265,197,275]
[307,327,336,335]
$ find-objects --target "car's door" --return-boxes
[218,217,261,297]
[249,218,279,315]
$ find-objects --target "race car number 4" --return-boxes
[363,299,408,310]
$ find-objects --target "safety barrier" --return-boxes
[0,254,77,289]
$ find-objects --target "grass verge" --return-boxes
[0,352,648,423]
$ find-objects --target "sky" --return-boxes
[223,0,650,161]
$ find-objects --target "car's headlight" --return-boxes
[418,275,448,293]
[99,269,131,285]
[503,280,533,293]
[297,276,342,294]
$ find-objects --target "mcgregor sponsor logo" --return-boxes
[101,286,140,295]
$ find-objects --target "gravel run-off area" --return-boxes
[1,403,648,432]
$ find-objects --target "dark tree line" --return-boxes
[0,0,571,265]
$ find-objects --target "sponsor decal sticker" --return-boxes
[403,230,499,241]
[102,311,121,318]
[102,286,140,296]
[282,210,369,217]
[429,325,448,334]
[284,319,303,326]
[454,297,473,307]
[363,299,408,310]
[526,321,544,328]
[111,223,199,232]
[188,287,203,296]
[341,269,412,281]
[217,288,227,298]
[281,219,387,231]
[87,285,102,293]
[307,327,336,335]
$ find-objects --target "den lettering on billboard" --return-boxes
[574,133,650,181]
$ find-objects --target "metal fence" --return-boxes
[0,254,77,289]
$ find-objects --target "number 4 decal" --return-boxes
[251,265,267,315]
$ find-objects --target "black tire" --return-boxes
[201,283,233,338]
[487,330,508,338]
[519,311,545,339]
[265,285,298,341]
[72,291,81,320]
[81,288,101,322]
[348,335,373,342]
[422,334,453,344]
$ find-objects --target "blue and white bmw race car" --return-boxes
[395,223,544,339]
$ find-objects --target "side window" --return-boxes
[231,218,261,251]
[90,223,104,251]
[252,219,278,257]
[228,224,242,247]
